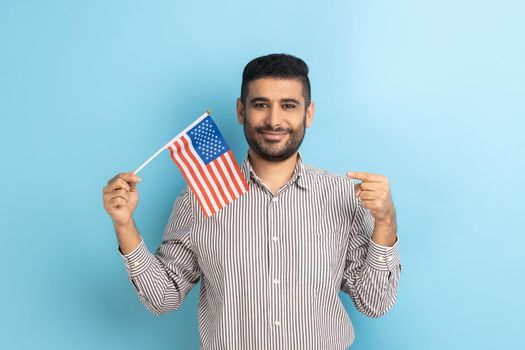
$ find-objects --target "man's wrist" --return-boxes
[114,218,135,232]
[113,218,142,255]
[371,217,397,247]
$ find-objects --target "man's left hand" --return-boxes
[347,171,396,234]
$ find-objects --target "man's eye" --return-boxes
[254,103,268,108]
[283,104,296,109]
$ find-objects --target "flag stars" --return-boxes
[188,118,230,163]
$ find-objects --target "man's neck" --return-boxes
[248,149,299,195]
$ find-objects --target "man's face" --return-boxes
[236,77,314,162]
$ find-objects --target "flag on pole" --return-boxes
[166,112,249,217]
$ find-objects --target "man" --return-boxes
[102,53,401,349]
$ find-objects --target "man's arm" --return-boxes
[340,172,401,317]
[118,188,201,316]
[103,173,200,315]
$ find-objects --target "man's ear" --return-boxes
[305,101,315,128]
[236,98,245,125]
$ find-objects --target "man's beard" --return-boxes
[243,113,307,162]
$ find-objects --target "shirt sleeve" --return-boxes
[340,197,401,318]
[118,187,201,315]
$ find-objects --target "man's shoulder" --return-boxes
[301,163,358,214]
[302,162,355,187]
[172,185,194,211]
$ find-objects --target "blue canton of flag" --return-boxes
[188,116,230,164]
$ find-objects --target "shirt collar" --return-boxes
[240,151,308,190]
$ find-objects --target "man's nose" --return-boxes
[264,106,282,129]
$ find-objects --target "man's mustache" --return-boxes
[255,126,292,133]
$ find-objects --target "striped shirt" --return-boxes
[119,152,401,349]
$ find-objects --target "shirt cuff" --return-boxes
[118,238,154,278]
[366,237,400,271]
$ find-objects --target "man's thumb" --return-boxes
[354,183,361,197]
[128,172,141,192]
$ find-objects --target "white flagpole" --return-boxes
[133,146,165,175]
[133,111,211,175]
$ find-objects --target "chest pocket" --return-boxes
[290,212,348,291]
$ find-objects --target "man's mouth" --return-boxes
[258,130,289,141]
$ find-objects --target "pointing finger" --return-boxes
[347,171,383,182]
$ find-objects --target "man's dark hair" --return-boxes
[240,53,311,107]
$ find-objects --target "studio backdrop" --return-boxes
[1,0,523,349]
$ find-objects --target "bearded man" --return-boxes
[102,53,401,349]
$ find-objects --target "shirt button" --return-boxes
[272,236,278,242]
[273,279,280,284]
[132,261,139,267]
[274,320,281,326]
[272,197,278,202]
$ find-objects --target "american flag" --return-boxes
[166,112,249,217]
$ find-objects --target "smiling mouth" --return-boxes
[258,130,289,141]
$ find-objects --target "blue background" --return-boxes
[1,1,523,349]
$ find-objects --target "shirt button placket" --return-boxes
[268,194,282,345]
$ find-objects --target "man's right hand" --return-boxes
[103,172,142,227]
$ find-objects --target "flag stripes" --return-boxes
[168,134,248,217]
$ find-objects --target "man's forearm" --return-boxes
[114,219,142,255]
[371,211,397,247]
